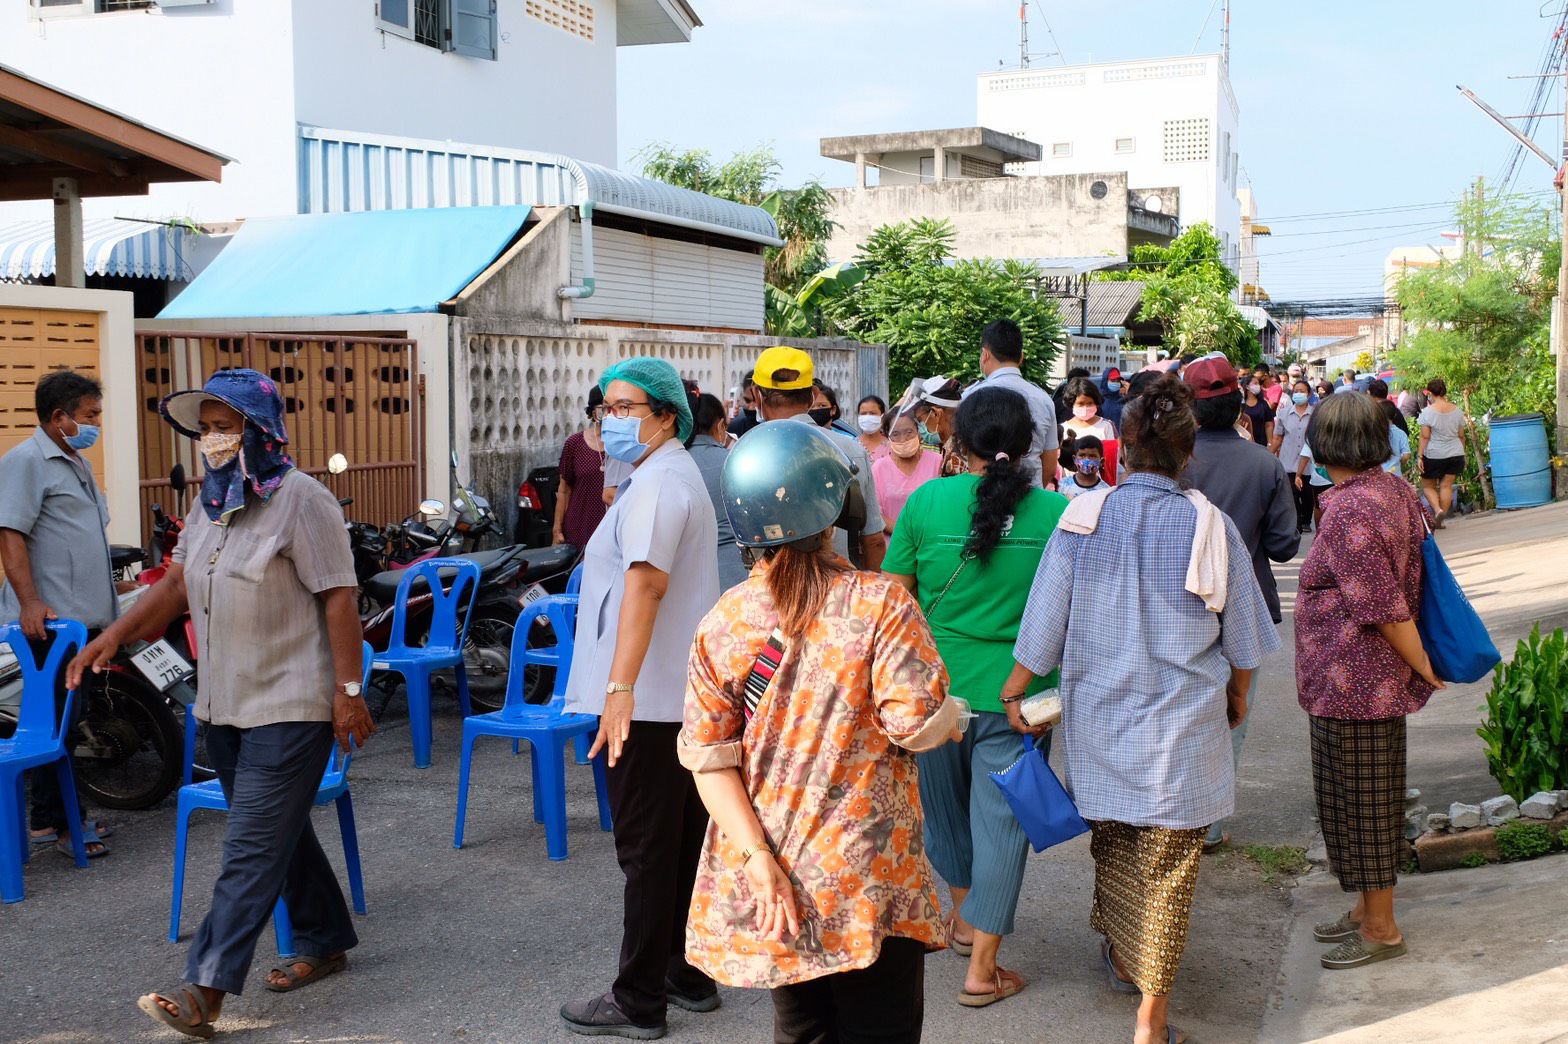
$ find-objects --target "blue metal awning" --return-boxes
[158,205,531,319]
[0,217,194,281]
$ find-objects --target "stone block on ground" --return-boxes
[1404,787,1422,806]
[1553,790,1568,812]
[1481,796,1519,826]
[1425,812,1450,832]
[1521,793,1558,820]
[1414,827,1501,871]
[1449,803,1482,829]
[1305,831,1327,867]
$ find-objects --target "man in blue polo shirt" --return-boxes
[963,319,1061,488]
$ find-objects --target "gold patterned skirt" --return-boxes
[1088,820,1206,996]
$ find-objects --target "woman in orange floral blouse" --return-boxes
[678,420,959,1043]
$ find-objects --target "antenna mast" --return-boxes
[1221,0,1230,68]
[1019,3,1030,69]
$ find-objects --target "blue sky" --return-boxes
[619,1,1567,302]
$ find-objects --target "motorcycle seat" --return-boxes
[363,547,524,604]
[111,544,147,570]
[518,542,579,584]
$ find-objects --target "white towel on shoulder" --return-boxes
[1056,485,1228,611]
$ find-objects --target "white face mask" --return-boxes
[200,431,243,470]
[858,414,882,434]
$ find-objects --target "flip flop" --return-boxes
[31,820,112,847]
[265,952,347,992]
[137,984,216,1040]
[1164,1026,1187,1044]
[55,822,110,859]
[945,914,973,957]
[958,968,1025,1008]
[1101,936,1139,994]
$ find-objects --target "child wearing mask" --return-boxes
[872,409,943,536]
[1059,434,1111,500]
[1059,376,1117,443]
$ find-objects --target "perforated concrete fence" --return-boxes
[454,320,884,537]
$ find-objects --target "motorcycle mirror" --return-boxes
[419,499,446,517]
[169,462,187,494]
[327,453,350,475]
[449,449,460,471]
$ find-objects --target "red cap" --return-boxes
[1183,356,1240,399]
[1106,368,1122,381]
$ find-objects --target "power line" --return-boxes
[1031,2,1067,65]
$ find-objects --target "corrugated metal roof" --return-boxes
[1082,279,1147,327]
[0,217,193,280]
[297,126,781,246]
[1016,255,1128,278]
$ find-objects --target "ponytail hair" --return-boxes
[954,387,1034,561]
[1120,374,1195,477]
[760,532,850,636]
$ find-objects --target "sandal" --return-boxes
[1320,933,1407,970]
[265,952,348,993]
[1100,936,1138,994]
[137,984,216,1040]
[56,821,110,859]
[944,914,973,957]
[958,967,1025,1007]
[1163,1026,1187,1044]
[1313,911,1361,943]
[31,820,112,846]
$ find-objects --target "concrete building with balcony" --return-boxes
[819,127,1179,263]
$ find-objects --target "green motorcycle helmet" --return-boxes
[723,421,852,548]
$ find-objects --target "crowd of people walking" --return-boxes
[0,321,1454,1043]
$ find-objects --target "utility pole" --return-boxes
[1558,48,1568,495]
[1019,3,1030,69]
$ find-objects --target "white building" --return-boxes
[976,53,1243,272]
[0,0,698,225]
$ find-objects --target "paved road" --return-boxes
[4,502,1564,1043]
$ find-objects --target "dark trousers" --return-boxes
[185,721,358,995]
[771,937,926,1044]
[26,633,91,832]
[1293,481,1319,530]
[604,719,712,1025]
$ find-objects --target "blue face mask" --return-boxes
[1314,464,1332,483]
[917,421,942,449]
[1292,392,1310,406]
[1075,457,1101,475]
[62,420,99,451]
[1106,380,1121,392]
[601,414,651,464]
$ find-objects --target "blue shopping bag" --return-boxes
[1417,529,1500,684]
[989,735,1089,853]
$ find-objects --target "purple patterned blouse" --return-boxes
[1295,467,1435,719]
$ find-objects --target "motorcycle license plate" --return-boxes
[519,583,549,609]
[129,640,195,693]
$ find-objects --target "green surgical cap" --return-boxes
[598,356,694,443]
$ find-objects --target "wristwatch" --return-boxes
[605,682,634,696]
[338,681,363,698]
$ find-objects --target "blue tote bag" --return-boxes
[989,735,1089,853]
[1417,522,1500,684]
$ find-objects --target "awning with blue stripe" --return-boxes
[0,218,194,281]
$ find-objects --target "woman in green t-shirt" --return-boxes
[884,386,1068,1008]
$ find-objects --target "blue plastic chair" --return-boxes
[169,644,373,953]
[513,562,589,763]
[373,558,481,768]
[454,610,611,861]
[0,621,90,904]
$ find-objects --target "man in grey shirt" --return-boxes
[0,370,117,856]
[962,319,1061,488]
[748,346,886,570]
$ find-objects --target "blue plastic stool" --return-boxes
[0,621,90,904]
[454,612,611,861]
[169,644,373,949]
[373,558,481,768]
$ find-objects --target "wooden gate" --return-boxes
[0,305,107,474]
[136,331,424,540]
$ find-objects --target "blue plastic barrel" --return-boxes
[1488,412,1552,510]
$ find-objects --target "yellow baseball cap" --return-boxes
[753,346,815,390]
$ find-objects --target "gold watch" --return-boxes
[605,682,634,696]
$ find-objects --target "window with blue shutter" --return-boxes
[376,0,414,38]
[449,0,497,60]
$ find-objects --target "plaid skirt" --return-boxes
[1310,715,1407,893]
[1088,821,1206,997]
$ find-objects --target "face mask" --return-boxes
[742,408,757,422]
[1248,383,1262,395]
[1292,392,1309,406]
[1075,457,1101,475]
[1106,380,1121,393]
[1073,404,1097,422]
[857,414,882,434]
[917,421,942,449]
[890,435,922,459]
[199,431,242,469]
[60,418,99,452]
[601,414,651,464]
[808,407,833,428]
[1314,464,1332,483]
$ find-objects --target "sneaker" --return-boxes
[560,993,666,1039]
[664,978,721,1014]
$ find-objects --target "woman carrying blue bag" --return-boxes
[1008,375,1279,1044]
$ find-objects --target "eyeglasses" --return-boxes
[591,399,653,421]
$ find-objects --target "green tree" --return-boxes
[636,144,837,334]
[1103,223,1259,365]
[822,219,1064,395]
